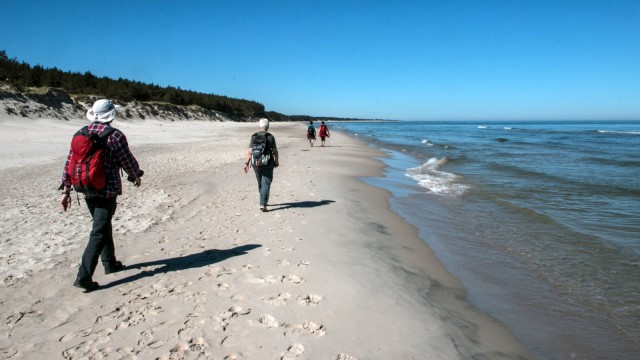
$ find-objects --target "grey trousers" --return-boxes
[76,196,118,281]
[253,166,273,206]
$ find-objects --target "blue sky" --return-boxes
[1,0,639,120]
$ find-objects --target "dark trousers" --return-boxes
[76,196,118,281]
[253,166,273,206]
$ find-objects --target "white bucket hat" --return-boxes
[86,99,118,123]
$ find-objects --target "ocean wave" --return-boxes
[405,157,468,196]
[420,139,434,146]
[597,130,640,135]
[478,125,488,129]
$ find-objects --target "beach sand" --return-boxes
[0,117,532,359]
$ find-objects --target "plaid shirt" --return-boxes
[61,122,142,198]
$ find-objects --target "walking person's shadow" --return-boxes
[268,199,335,211]
[100,244,261,289]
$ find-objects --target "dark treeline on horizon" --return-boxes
[0,50,274,119]
[0,50,377,122]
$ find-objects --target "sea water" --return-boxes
[335,121,640,359]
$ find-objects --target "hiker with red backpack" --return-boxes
[318,121,330,147]
[244,118,279,212]
[59,99,144,292]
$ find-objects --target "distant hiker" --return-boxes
[59,99,144,292]
[244,118,279,212]
[319,121,330,147]
[307,121,316,147]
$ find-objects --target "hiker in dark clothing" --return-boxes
[59,99,144,292]
[244,118,279,212]
[307,120,316,147]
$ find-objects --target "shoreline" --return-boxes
[0,117,531,359]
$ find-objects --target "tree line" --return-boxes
[0,50,270,118]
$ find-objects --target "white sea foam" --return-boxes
[405,157,468,196]
[478,125,488,129]
[421,139,434,146]
[597,130,640,135]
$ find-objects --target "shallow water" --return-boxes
[338,120,640,359]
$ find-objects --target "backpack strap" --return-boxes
[265,132,273,152]
[98,127,116,141]
[76,125,90,136]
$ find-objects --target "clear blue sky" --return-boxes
[1,0,639,120]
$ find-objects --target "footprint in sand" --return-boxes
[6,310,43,326]
[93,328,113,345]
[266,292,291,306]
[217,267,237,278]
[282,246,296,253]
[112,303,161,330]
[222,306,251,319]
[231,294,246,302]
[0,346,18,358]
[276,259,290,267]
[188,337,207,352]
[178,317,206,340]
[59,327,92,343]
[281,274,304,284]
[170,342,190,356]
[62,340,102,360]
[281,343,305,360]
[298,294,322,306]
[184,291,208,304]
[259,275,278,284]
[258,314,282,329]
[336,353,359,360]
[212,315,229,332]
[224,353,247,360]
[137,328,164,350]
[285,321,326,337]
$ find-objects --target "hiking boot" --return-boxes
[74,278,100,292]
[260,205,268,212]
[104,261,124,274]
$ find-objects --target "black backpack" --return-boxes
[251,132,272,168]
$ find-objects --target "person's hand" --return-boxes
[61,193,72,212]
[133,177,141,187]
[274,160,279,168]
[244,163,250,173]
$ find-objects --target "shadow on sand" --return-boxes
[100,244,262,289]
[268,199,335,211]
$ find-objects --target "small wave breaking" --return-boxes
[597,130,640,135]
[405,157,468,196]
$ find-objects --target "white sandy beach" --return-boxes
[0,115,532,359]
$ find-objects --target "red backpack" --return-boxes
[67,126,115,193]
